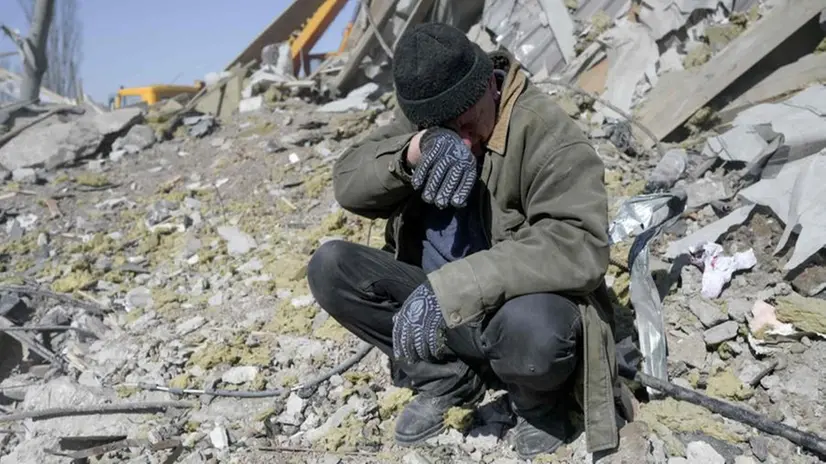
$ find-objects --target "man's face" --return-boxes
[444,75,498,151]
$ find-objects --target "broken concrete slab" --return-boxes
[318,83,379,113]
[667,330,707,368]
[729,84,826,161]
[689,298,729,328]
[704,320,739,345]
[739,149,826,272]
[701,124,781,163]
[684,177,730,209]
[600,18,659,119]
[217,225,258,256]
[0,108,142,171]
[239,96,264,114]
[21,377,138,436]
[113,124,156,154]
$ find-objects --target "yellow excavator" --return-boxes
[109,81,205,110]
[225,0,361,75]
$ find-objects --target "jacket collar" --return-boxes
[486,52,528,155]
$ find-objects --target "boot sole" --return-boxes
[394,387,487,446]
[395,421,446,445]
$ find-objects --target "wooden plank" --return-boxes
[0,316,64,370]
[717,52,826,123]
[330,0,400,95]
[224,0,327,71]
[636,0,826,141]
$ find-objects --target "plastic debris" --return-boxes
[689,242,757,298]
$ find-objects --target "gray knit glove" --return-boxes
[392,282,447,363]
[412,128,478,209]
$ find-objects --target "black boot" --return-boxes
[394,366,486,445]
[509,401,573,460]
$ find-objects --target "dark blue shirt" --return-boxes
[421,179,490,273]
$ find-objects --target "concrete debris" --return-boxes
[685,440,726,464]
[704,320,740,345]
[600,18,659,118]
[239,95,264,114]
[0,108,142,171]
[217,225,258,256]
[183,115,216,138]
[647,148,687,192]
[209,424,229,449]
[11,167,39,183]
[639,0,743,40]
[221,365,259,385]
[318,83,379,113]
[5,7,826,461]
[113,124,156,154]
[689,298,728,328]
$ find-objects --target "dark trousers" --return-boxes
[307,240,582,412]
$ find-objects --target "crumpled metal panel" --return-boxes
[482,0,631,75]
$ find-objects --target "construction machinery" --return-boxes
[109,81,205,110]
[226,0,360,76]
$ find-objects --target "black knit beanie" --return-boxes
[392,23,494,128]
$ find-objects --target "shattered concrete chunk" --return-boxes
[667,330,707,368]
[0,108,142,170]
[22,377,136,436]
[114,124,156,154]
[125,286,153,311]
[704,321,739,346]
[685,441,725,464]
[221,365,259,385]
[319,83,379,113]
[11,167,38,183]
[217,225,257,256]
[402,451,433,464]
[685,178,730,209]
[689,298,728,328]
[239,96,264,113]
[209,424,229,449]
[724,298,752,323]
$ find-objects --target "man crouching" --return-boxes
[307,22,624,459]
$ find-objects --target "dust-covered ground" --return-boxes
[0,86,824,464]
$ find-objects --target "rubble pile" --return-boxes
[0,0,826,463]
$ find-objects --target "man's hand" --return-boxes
[408,128,478,209]
[392,282,447,363]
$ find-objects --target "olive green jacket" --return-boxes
[332,52,620,453]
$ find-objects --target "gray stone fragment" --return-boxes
[217,225,257,256]
[12,167,38,183]
[689,299,728,328]
[725,298,752,323]
[113,124,156,153]
[176,316,206,336]
[703,321,739,346]
[685,441,724,464]
[306,404,354,442]
[22,377,135,436]
[734,457,757,464]
[277,392,305,426]
[221,366,259,385]
[668,330,707,368]
[0,108,141,170]
[402,451,433,464]
[749,436,769,461]
[125,286,153,311]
